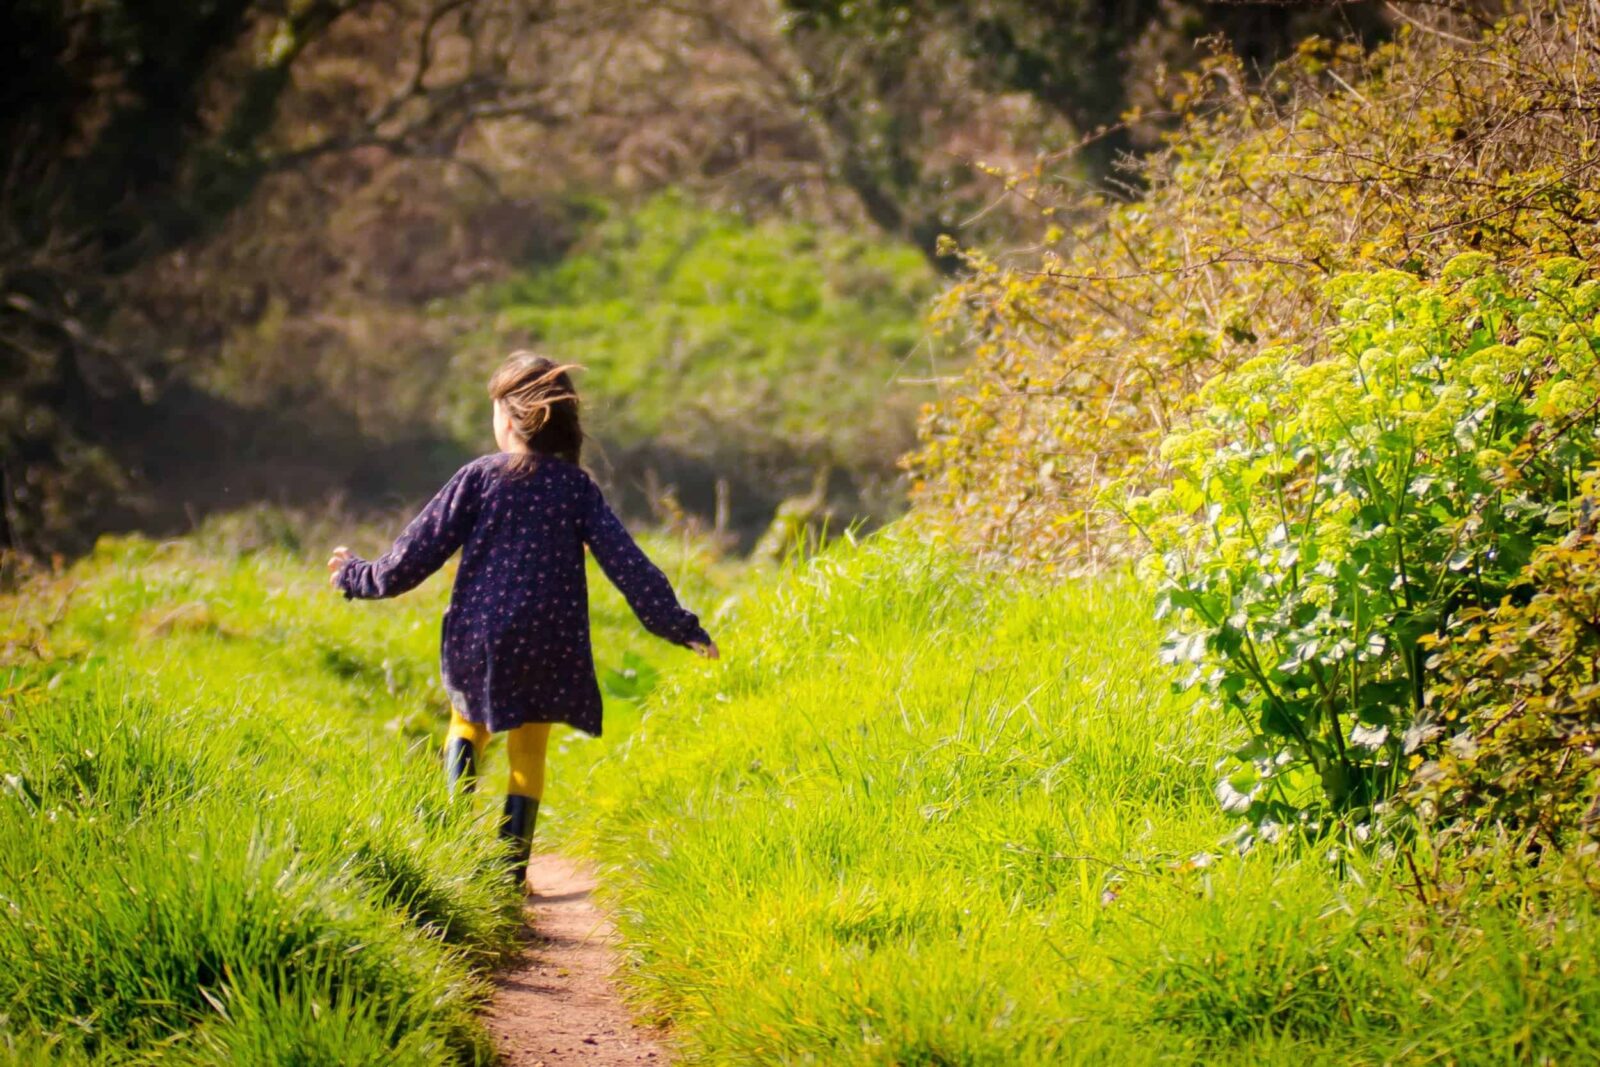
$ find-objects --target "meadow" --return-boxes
[439,193,941,528]
[0,511,725,1064]
[8,514,1597,1064]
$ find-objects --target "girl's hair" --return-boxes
[488,351,583,471]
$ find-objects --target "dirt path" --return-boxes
[487,853,672,1066]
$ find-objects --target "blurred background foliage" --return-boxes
[2,0,1386,558]
[444,192,940,534]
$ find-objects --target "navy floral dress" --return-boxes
[336,454,711,736]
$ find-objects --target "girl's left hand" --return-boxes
[327,545,352,588]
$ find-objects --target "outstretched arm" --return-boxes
[581,477,715,654]
[332,463,483,600]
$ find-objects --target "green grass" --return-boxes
[0,507,732,1064]
[447,192,940,487]
[6,513,1599,1063]
[568,531,1600,1065]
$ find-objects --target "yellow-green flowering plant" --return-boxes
[1123,255,1600,832]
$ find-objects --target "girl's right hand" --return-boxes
[690,640,720,660]
[327,545,352,588]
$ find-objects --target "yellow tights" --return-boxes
[447,708,551,799]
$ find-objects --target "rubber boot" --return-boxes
[500,794,539,888]
[445,736,478,797]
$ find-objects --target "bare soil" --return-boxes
[487,853,673,1066]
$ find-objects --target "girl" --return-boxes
[326,352,718,886]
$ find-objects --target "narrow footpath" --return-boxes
[487,853,672,1066]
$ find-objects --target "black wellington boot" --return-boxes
[500,794,539,888]
[445,737,478,797]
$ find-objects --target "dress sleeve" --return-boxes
[580,476,712,648]
[338,462,484,600]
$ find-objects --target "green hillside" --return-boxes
[449,194,941,523]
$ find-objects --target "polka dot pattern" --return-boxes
[337,454,711,736]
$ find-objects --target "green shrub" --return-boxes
[1414,470,1600,854]
[910,3,1600,568]
[1123,257,1600,829]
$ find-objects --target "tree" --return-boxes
[0,0,566,556]
[782,0,1390,178]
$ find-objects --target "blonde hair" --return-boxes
[488,351,583,470]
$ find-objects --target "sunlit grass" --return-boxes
[571,531,1600,1065]
[5,513,1598,1063]
[0,509,732,1063]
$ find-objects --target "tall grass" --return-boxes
[7,512,1598,1062]
[0,512,728,1063]
[572,532,1600,1064]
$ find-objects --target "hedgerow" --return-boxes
[910,1,1600,570]
[903,0,1600,844]
[1413,471,1600,857]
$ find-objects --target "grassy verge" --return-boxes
[0,508,731,1064]
[572,532,1600,1064]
